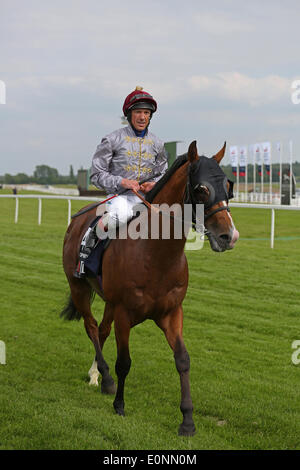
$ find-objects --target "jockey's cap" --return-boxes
[123,86,157,116]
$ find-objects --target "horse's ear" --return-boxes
[212,141,226,164]
[188,141,199,163]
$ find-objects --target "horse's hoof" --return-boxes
[113,401,125,416]
[101,381,117,395]
[101,383,116,394]
[89,375,99,386]
[178,423,196,437]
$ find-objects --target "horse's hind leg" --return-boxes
[88,358,99,386]
[89,302,115,394]
[156,306,196,437]
[70,281,115,394]
[112,306,131,416]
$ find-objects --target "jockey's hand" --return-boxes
[140,182,156,193]
[121,178,140,191]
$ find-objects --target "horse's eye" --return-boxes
[195,184,209,195]
[194,184,210,201]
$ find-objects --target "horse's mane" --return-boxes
[146,153,188,203]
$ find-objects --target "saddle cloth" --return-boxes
[82,216,111,290]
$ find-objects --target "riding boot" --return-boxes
[74,214,109,279]
[74,224,99,278]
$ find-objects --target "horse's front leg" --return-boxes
[156,306,196,436]
[174,336,195,436]
[113,307,131,416]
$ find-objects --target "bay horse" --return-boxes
[61,141,239,436]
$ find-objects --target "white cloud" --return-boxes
[187,72,290,106]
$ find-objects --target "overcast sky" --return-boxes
[1,0,300,175]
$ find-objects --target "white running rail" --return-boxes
[1,195,300,248]
[0,194,104,226]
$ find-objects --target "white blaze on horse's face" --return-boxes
[227,210,239,248]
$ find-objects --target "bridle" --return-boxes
[185,162,233,234]
[204,203,231,222]
[132,162,232,238]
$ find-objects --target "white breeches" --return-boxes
[98,193,142,233]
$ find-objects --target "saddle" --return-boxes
[83,217,111,278]
[75,198,144,287]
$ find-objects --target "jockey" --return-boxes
[75,86,168,278]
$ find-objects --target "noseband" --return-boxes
[204,204,230,222]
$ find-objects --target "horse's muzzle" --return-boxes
[229,228,239,249]
[207,227,239,252]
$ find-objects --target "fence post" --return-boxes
[271,208,275,249]
[15,197,19,223]
[38,198,42,225]
[68,199,71,226]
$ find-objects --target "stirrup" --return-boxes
[74,223,99,279]
[74,260,86,279]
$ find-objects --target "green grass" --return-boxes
[0,197,300,450]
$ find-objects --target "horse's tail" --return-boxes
[60,291,96,321]
[60,294,81,321]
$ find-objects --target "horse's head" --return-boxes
[187,141,239,252]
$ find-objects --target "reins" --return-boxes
[71,173,161,219]
[131,173,231,238]
[133,187,230,225]
[131,188,200,231]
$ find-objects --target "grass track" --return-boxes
[0,198,300,450]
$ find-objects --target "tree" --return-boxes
[14,173,30,184]
[33,165,59,184]
[69,165,76,183]
[4,173,14,184]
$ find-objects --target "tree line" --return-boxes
[1,162,299,186]
[0,165,78,185]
